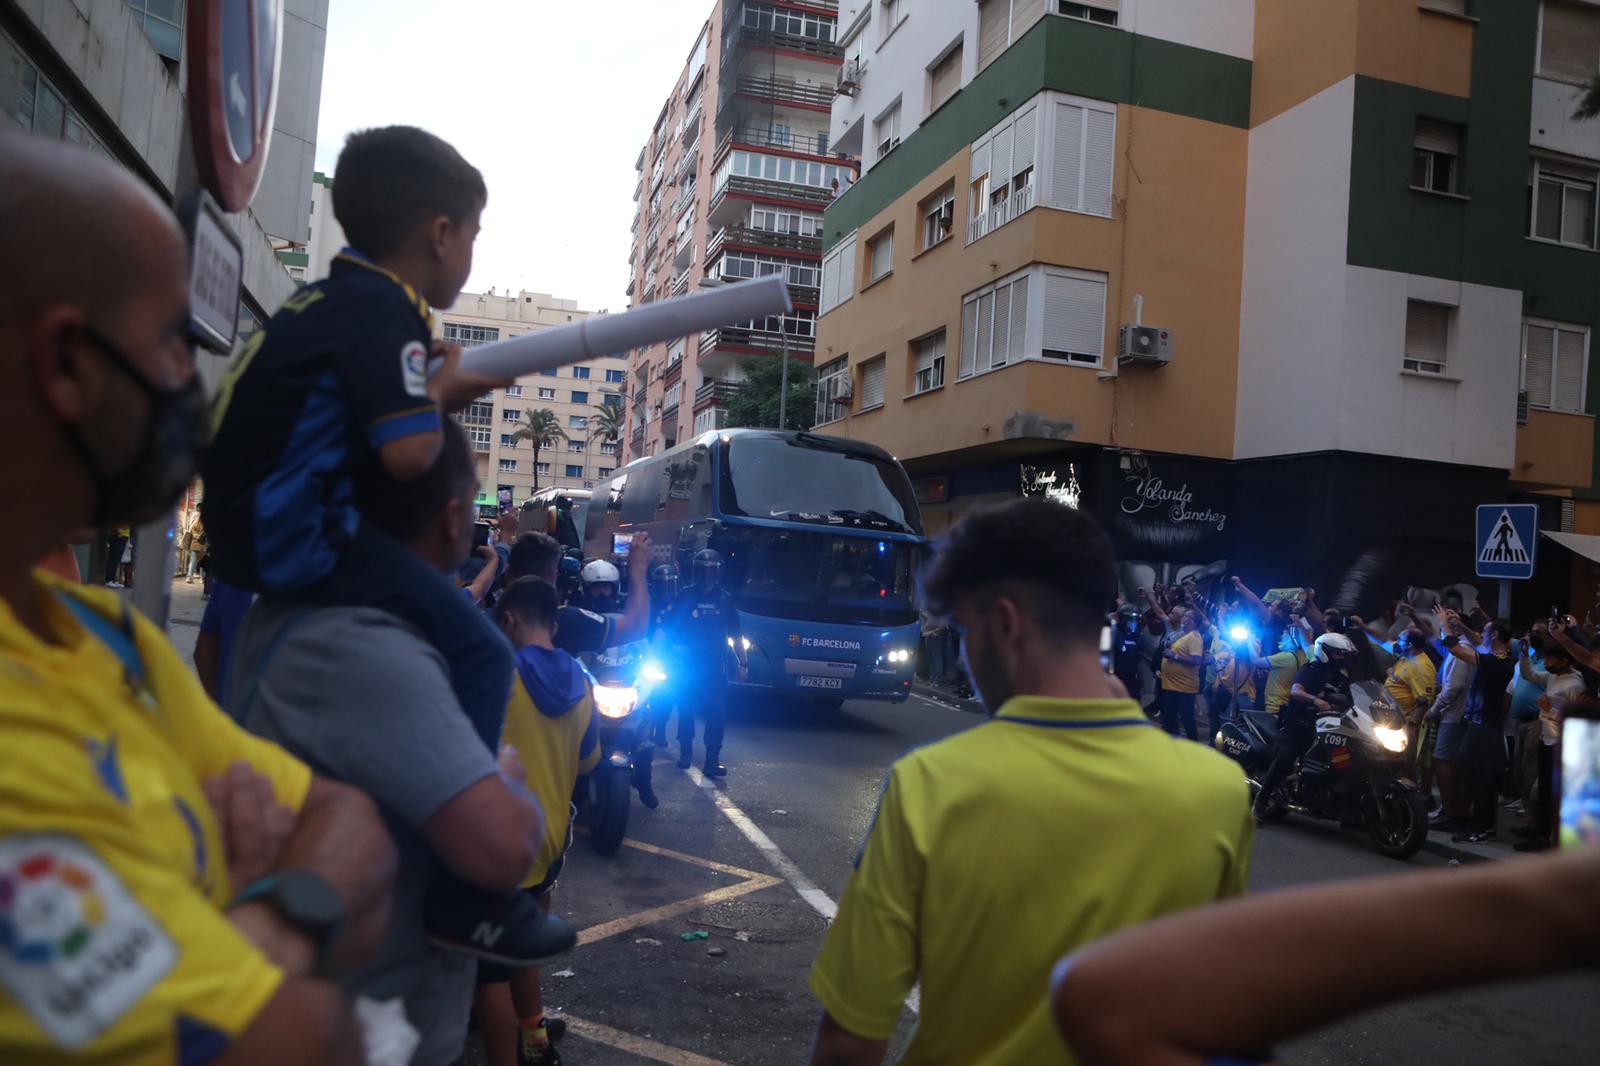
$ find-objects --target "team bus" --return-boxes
[584,429,926,706]
[520,485,593,552]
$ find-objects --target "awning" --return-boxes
[1541,530,1600,565]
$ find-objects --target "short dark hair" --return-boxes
[496,576,560,630]
[508,532,562,580]
[356,419,475,543]
[920,498,1113,644]
[332,126,486,258]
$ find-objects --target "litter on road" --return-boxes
[707,947,727,957]
[681,930,709,941]
[552,970,577,979]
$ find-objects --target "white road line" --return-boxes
[683,765,921,1014]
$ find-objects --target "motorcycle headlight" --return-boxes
[593,685,639,719]
[1372,724,1408,753]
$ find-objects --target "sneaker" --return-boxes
[518,1034,561,1066]
[1427,809,1456,827]
[1501,799,1525,814]
[425,884,577,967]
[637,780,659,810]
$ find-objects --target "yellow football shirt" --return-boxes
[500,657,601,889]
[1262,649,1308,713]
[0,573,311,1063]
[1384,653,1437,720]
[810,696,1253,1064]
[1159,631,1204,694]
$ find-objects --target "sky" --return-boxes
[312,0,716,313]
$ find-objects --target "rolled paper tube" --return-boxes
[453,274,793,380]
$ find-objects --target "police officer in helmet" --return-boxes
[660,548,747,777]
[647,563,680,746]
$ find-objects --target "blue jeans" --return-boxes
[1160,689,1199,741]
[284,521,513,751]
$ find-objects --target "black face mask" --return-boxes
[66,326,207,528]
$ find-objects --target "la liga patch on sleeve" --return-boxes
[0,834,177,1049]
[400,340,430,398]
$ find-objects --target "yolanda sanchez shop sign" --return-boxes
[1101,452,1233,564]
[1021,465,1082,509]
[1120,473,1227,531]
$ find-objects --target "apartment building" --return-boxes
[813,0,1600,610]
[439,289,623,513]
[2,0,329,383]
[622,0,857,460]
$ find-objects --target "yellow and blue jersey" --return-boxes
[200,250,441,593]
[0,573,311,1063]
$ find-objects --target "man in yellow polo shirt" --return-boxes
[0,134,394,1063]
[1158,608,1207,740]
[807,499,1254,1066]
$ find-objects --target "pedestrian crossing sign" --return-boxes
[1475,504,1538,580]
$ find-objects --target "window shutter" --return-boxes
[1043,272,1106,361]
[1413,119,1460,155]
[961,299,979,377]
[978,0,1009,71]
[1083,109,1116,216]
[1052,102,1084,211]
[839,235,857,300]
[971,138,992,186]
[976,292,995,373]
[992,122,1014,191]
[1008,276,1029,364]
[861,359,886,408]
[1556,328,1587,412]
[821,247,840,313]
[1541,2,1600,83]
[1011,105,1037,177]
[1404,302,1449,366]
[870,232,893,279]
[1525,325,1555,407]
[992,284,1012,368]
[1011,0,1047,38]
[930,45,963,112]
[915,333,943,374]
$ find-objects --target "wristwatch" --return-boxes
[232,869,345,973]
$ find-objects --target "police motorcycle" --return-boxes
[576,560,667,856]
[1215,661,1428,860]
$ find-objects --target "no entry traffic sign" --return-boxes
[185,0,283,212]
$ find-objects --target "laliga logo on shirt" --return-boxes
[400,340,430,398]
[0,837,176,1049]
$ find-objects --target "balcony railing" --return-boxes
[718,125,832,160]
[633,385,647,406]
[670,268,692,298]
[966,182,1037,245]
[722,23,842,63]
[700,324,815,356]
[672,179,697,219]
[729,74,835,111]
[663,357,684,386]
[707,223,822,261]
[695,379,743,410]
[710,173,836,213]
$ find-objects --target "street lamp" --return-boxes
[700,274,790,430]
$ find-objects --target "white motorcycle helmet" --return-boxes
[581,559,621,589]
[1311,632,1357,664]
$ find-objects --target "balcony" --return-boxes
[715,125,833,164]
[707,223,822,261]
[669,268,692,298]
[672,178,698,220]
[722,23,842,64]
[709,173,835,217]
[695,379,742,410]
[967,182,1037,245]
[625,276,636,297]
[633,385,647,406]
[699,324,814,358]
[681,96,703,146]
[1514,407,1595,490]
[728,74,835,112]
[663,357,684,387]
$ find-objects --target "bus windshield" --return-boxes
[719,435,921,535]
[713,525,920,627]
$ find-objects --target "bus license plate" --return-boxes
[797,676,842,690]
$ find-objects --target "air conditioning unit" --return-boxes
[835,57,863,96]
[1516,389,1530,425]
[1117,324,1172,366]
[828,376,854,404]
[877,135,900,157]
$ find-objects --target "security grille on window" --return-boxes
[1523,320,1588,413]
[537,387,556,399]
[1539,1,1600,83]
[875,101,902,158]
[1042,269,1107,365]
[1411,119,1461,194]
[868,229,894,282]
[1531,160,1597,248]
[913,331,947,393]
[442,323,501,347]
[960,273,1029,378]
[923,189,955,249]
[1403,301,1450,374]
[817,356,851,424]
[859,357,887,409]
[1059,0,1118,25]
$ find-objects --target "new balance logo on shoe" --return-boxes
[473,921,506,948]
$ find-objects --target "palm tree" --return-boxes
[510,407,566,489]
[589,401,625,478]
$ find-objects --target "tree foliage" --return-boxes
[723,356,816,432]
[510,407,566,488]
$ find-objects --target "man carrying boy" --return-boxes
[478,577,603,1066]
[201,125,513,750]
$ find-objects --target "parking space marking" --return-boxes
[682,767,922,1015]
[563,1014,731,1066]
[574,836,781,948]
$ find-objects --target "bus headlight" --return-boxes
[1372,725,1408,753]
[725,636,756,653]
[593,685,639,719]
[885,648,913,664]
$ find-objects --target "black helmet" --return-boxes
[649,563,679,602]
[691,548,724,590]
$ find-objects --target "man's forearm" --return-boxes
[809,1013,888,1066]
[274,779,396,969]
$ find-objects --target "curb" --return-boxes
[1419,834,1502,864]
[909,681,985,716]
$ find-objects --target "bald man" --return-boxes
[0,133,396,1064]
